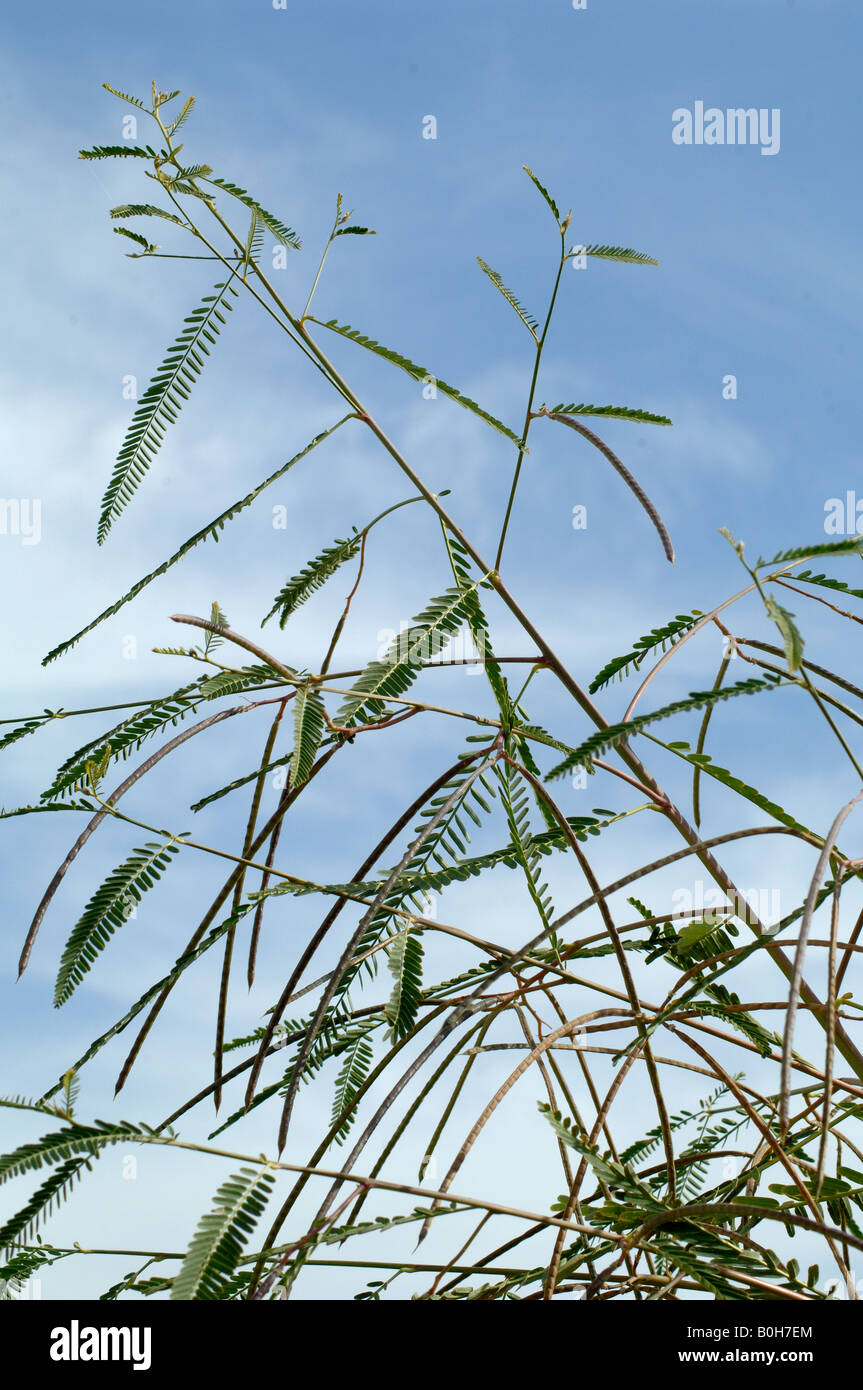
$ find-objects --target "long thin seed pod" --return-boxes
[215,699,289,1108]
[241,752,488,1110]
[538,409,675,563]
[816,877,843,1196]
[17,706,245,977]
[269,752,502,1152]
[113,746,340,1094]
[780,792,863,1134]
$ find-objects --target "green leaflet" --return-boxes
[263,532,362,628]
[309,318,522,445]
[79,144,159,160]
[204,176,301,249]
[170,1166,275,1300]
[43,418,351,665]
[764,596,804,671]
[546,402,672,426]
[674,916,723,954]
[97,278,241,543]
[384,930,424,1041]
[168,95,195,137]
[476,258,539,337]
[539,1105,665,1207]
[41,668,282,805]
[189,752,292,813]
[54,840,181,1007]
[578,243,658,266]
[758,537,863,567]
[546,675,783,780]
[496,762,555,937]
[676,999,773,1059]
[113,228,155,254]
[523,165,561,223]
[618,1082,736,1168]
[792,569,863,601]
[0,1118,157,1182]
[196,663,290,700]
[514,726,559,831]
[210,1014,384,1141]
[41,684,202,802]
[38,902,256,1103]
[541,1107,804,1299]
[336,584,484,727]
[0,1243,69,1296]
[0,1118,166,1256]
[0,1159,92,1257]
[102,82,148,111]
[0,717,49,754]
[0,803,84,821]
[255,757,499,1116]
[251,810,624,908]
[440,526,510,716]
[657,739,814,838]
[331,1023,378,1143]
[589,611,705,692]
[109,203,187,226]
[289,684,325,789]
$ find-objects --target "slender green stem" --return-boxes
[494,230,567,571]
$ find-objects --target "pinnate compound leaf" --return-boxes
[546,676,783,780]
[589,612,704,692]
[98,279,240,542]
[290,685,325,790]
[54,840,181,1007]
[547,402,671,426]
[171,1166,275,1300]
[310,319,522,445]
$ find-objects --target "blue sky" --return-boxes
[3,0,863,1300]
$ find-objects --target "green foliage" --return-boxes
[331,1025,377,1142]
[110,202,187,225]
[758,537,863,567]
[79,144,158,160]
[764,596,804,671]
[546,675,783,779]
[546,402,672,425]
[496,762,555,939]
[289,684,325,789]
[589,611,704,691]
[336,584,485,726]
[384,929,425,1040]
[523,165,561,223]
[205,177,301,249]
[263,532,362,628]
[476,258,539,337]
[659,739,814,836]
[0,715,50,753]
[43,419,351,664]
[578,243,659,266]
[97,279,240,543]
[310,319,522,444]
[54,840,180,1006]
[6,79,863,1305]
[170,1167,276,1300]
[41,685,202,801]
[792,569,863,601]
